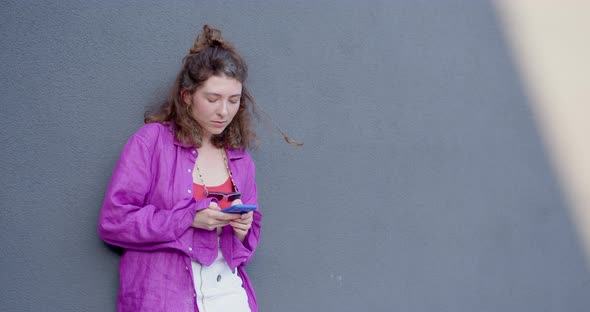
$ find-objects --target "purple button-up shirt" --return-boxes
[98,123,261,312]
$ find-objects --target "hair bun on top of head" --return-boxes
[188,24,225,55]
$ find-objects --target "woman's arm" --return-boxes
[220,155,262,269]
[98,134,214,250]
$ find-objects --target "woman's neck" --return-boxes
[198,137,220,153]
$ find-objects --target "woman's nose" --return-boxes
[216,101,228,116]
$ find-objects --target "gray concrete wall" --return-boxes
[1,1,589,311]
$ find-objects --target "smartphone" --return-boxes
[221,204,257,214]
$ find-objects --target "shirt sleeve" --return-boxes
[220,155,262,269]
[98,133,213,251]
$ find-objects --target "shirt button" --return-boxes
[188,247,193,251]
[216,275,222,282]
[187,169,191,173]
[185,266,189,271]
[193,292,196,297]
[192,150,196,154]
[187,189,192,194]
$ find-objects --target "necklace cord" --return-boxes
[194,149,239,195]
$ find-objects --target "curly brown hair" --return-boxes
[145,25,256,149]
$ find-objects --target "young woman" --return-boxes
[98,25,264,312]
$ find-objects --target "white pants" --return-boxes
[191,247,251,312]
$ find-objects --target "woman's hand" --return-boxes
[229,199,253,242]
[191,201,240,231]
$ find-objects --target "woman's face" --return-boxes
[185,75,242,142]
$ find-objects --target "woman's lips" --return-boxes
[211,121,226,127]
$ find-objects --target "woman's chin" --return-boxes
[206,127,226,137]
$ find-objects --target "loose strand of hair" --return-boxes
[244,91,303,147]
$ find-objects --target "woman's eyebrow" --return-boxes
[204,92,242,97]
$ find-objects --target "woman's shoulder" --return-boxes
[227,148,256,172]
[131,122,175,147]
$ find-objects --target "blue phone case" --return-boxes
[221,204,257,214]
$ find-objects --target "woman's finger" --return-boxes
[241,211,253,220]
[208,218,231,227]
[208,201,220,211]
[209,210,240,221]
[231,216,252,225]
[230,221,251,230]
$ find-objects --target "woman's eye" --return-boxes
[207,98,217,103]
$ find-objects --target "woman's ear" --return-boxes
[181,89,191,106]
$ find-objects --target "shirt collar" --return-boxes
[226,148,246,160]
[166,123,189,147]
[172,137,191,147]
